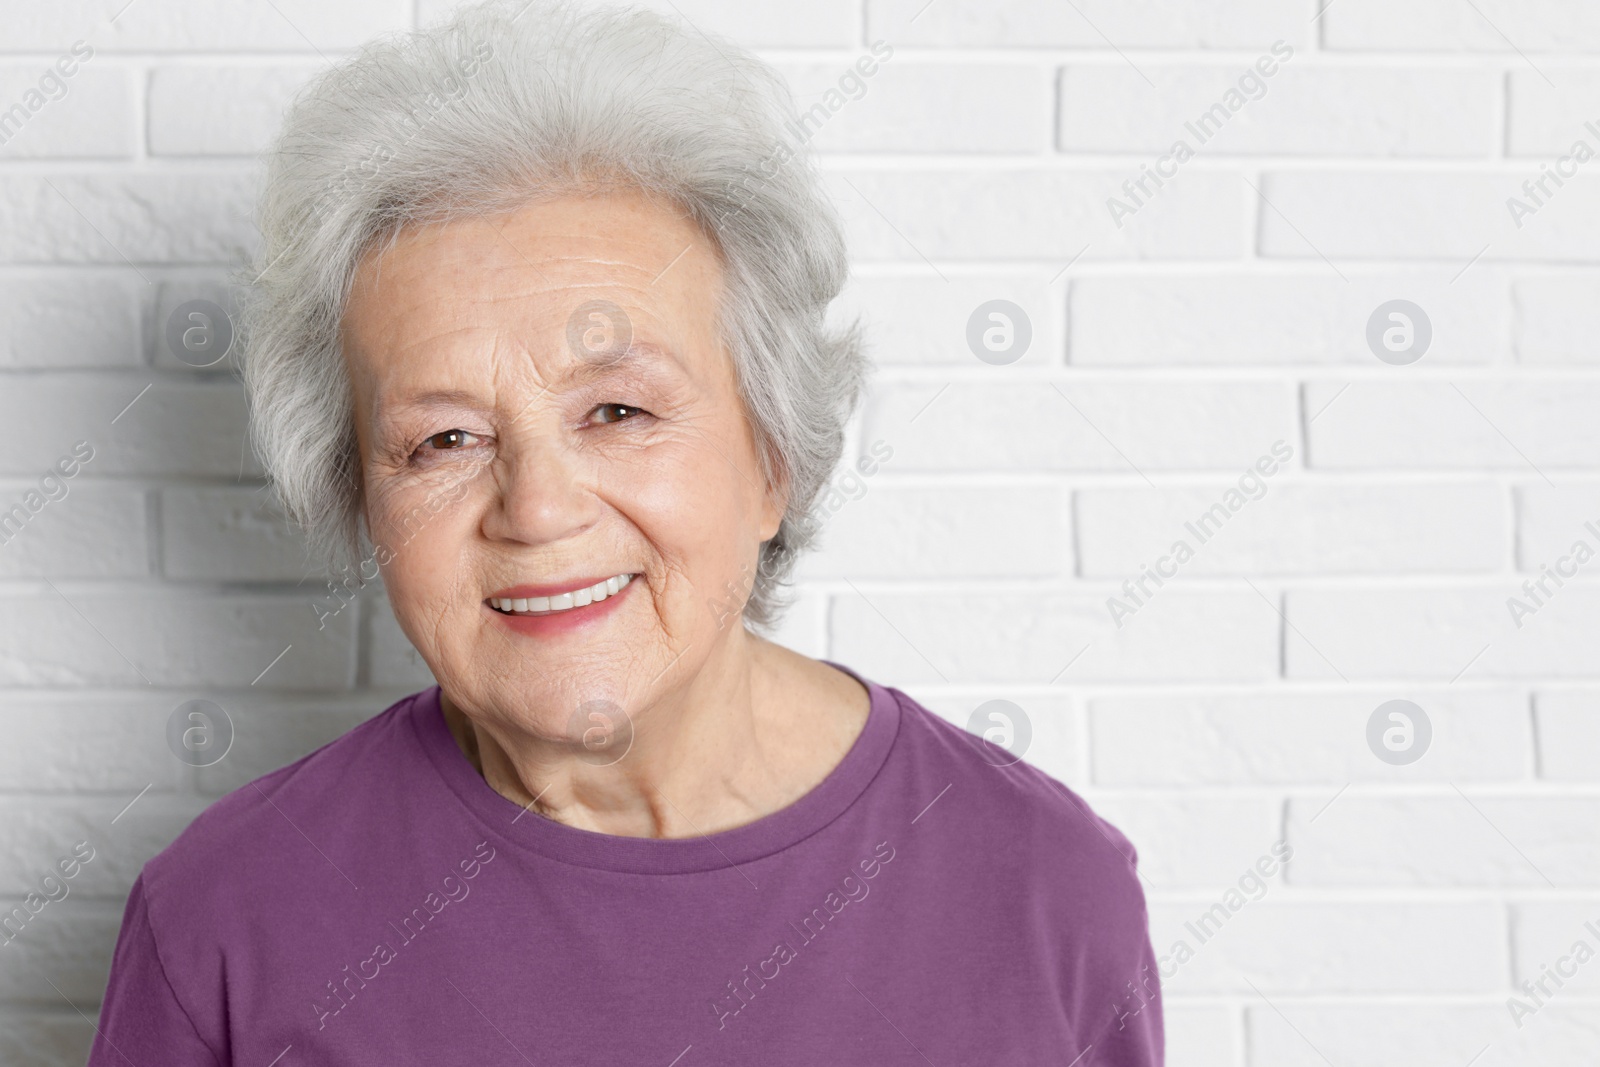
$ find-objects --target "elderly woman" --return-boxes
[90,2,1160,1063]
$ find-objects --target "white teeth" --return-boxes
[490,573,633,616]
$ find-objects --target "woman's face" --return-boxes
[341,188,784,741]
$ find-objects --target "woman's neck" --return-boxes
[439,633,869,838]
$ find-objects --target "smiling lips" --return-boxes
[487,572,637,616]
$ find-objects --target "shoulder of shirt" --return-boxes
[882,686,1160,1054]
[882,684,1145,899]
[138,688,427,904]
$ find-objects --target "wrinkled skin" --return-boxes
[341,186,868,837]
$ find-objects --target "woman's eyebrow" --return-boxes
[566,341,687,382]
[369,388,494,426]
[372,344,688,419]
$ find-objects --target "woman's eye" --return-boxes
[591,403,647,425]
[421,429,477,451]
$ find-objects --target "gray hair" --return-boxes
[238,0,867,632]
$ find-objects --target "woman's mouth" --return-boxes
[487,572,637,617]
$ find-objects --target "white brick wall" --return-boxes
[0,1,1596,1064]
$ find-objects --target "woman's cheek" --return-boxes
[623,445,759,623]
[367,475,483,610]
[367,457,485,546]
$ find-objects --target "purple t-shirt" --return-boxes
[90,663,1162,1066]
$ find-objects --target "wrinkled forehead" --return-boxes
[364,341,693,426]
[338,191,726,408]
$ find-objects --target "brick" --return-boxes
[1514,483,1600,570]
[868,0,1305,49]
[1324,0,1600,51]
[1507,71,1600,157]
[0,794,206,899]
[1088,797,1279,888]
[1246,1005,1507,1067]
[0,592,353,688]
[1077,482,1506,576]
[1059,64,1493,156]
[1149,901,1504,994]
[1069,271,1505,366]
[1089,690,1532,785]
[0,1012,94,1067]
[0,700,179,792]
[2,0,410,52]
[1306,381,1600,471]
[1257,172,1600,262]
[1511,902,1600,999]
[1513,275,1600,364]
[0,275,142,369]
[1288,795,1600,886]
[795,483,1070,579]
[0,65,134,159]
[831,169,1244,262]
[0,484,149,579]
[861,381,1292,472]
[834,274,1059,366]
[148,65,321,157]
[829,588,1279,685]
[0,378,255,478]
[0,174,255,264]
[1534,691,1600,781]
[1284,587,1600,680]
[1491,1006,1600,1064]
[0,899,121,1002]
[777,62,1048,154]
[1165,1006,1237,1067]
[161,487,317,582]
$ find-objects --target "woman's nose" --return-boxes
[480,432,600,547]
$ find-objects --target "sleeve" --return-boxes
[1045,780,1165,1067]
[1081,821,1164,1067]
[1088,917,1164,1067]
[87,873,224,1067]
